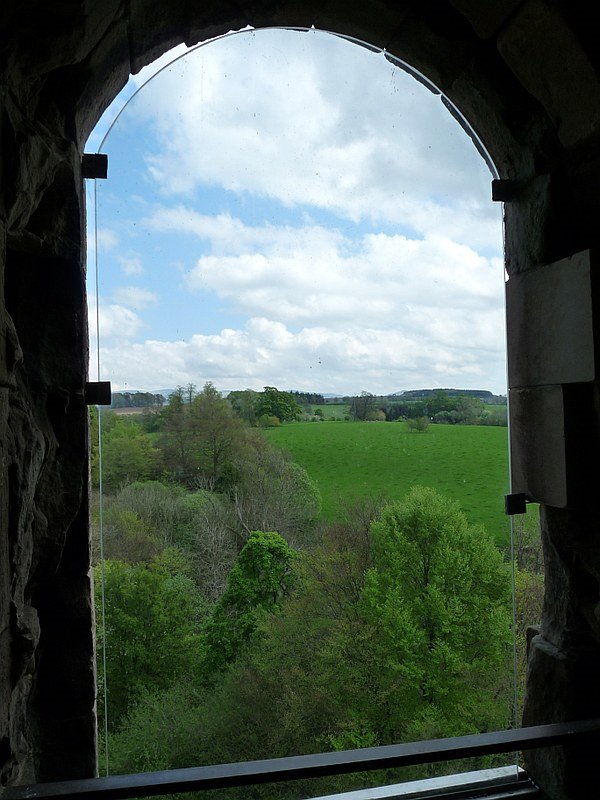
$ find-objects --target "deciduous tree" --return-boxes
[360,486,512,740]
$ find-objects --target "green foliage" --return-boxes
[101,490,515,795]
[93,397,517,791]
[360,486,512,739]
[255,387,302,423]
[106,682,205,774]
[228,389,259,425]
[350,391,374,421]
[366,409,386,422]
[95,481,195,564]
[385,392,506,426]
[201,531,298,678]
[159,382,244,489]
[97,506,163,564]
[111,391,164,409]
[406,415,429,432]
[100,416,160,492]
[96,555,209,730]
[258,413,280,428]
[234,433,321,549]
[479,407,508,426]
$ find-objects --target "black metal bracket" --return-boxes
[491,179,515,202]
[85,381,112,406]
[82,154,108,179]
[505,493,528,516]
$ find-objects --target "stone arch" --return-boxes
[4,3,600,798]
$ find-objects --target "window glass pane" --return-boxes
[89,27,520,791]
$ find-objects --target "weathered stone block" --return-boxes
[449,0,523,40]
[312,0,410,51]
[507,250,595,388]
[128,0,187,74]
[503,173,560,275]
[509,385,566,507]
[498,0,600,150]
[75,17,131,147]
[524,635,600,799]
[186,0,249,49]
[386,10,472,95]
[509,382,600,509]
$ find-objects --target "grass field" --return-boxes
[307,403,350,419]
[264,420,511,546]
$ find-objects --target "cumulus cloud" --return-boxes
[97,315,505,395]
[128,29,500,250]
[117,255,144,276]
[88,295,145,341]
[97,228,118,250]
[146,206,503,330]
[88,29,506,394]
[97,206,506,394]
[113,286,159,309]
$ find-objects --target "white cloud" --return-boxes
[129,29,500,250]
[146,206,503,332]
[117,255,144,276]
[113,285,159,309]
[96,315,505,395]
[97,228,118,250]
[88,29,507,395]
[88,294,144,340]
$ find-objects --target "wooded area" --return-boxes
[92,383,540,797]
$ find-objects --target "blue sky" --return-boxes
[87,27,505,395]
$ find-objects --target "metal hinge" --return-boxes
[505,493,529,516]
[491,179,515,202]
[85,381,112,406]
[82,153,108,179]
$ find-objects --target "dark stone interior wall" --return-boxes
[0,80,95,784]
[2,2,600,797]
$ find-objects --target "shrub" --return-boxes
[406,416,429,432]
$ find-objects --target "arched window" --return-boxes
[86,28,526,796]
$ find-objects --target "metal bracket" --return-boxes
[505,493,528,516]
[85,381,112,406]
[491,179,515,202]
[82,154,108,179]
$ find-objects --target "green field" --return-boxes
[307,403,350,419]
[264,421,511,545]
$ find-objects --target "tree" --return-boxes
[160,382,245,489]
[181,490,238,600]
[100,417,160,493]
[360,486,512,741]
[158,390,195,483]
[201,531,298,678]
[423,390,452,417]
[350,391,374,421]
[255,387,302,423]
[187,382,244,490]
[228,389,259,425]
[233,432,321,549]
[96,554,208,730]
[406,416,429,432]
[454,395,484,424]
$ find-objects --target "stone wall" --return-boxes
[2,2,600,797]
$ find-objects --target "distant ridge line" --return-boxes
[395,388,500,399]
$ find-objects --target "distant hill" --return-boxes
[395,388,506,403]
